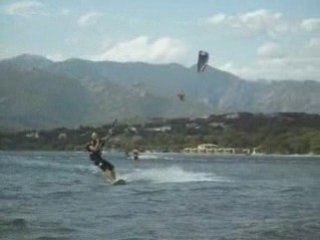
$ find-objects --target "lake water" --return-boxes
[1,151,320,240]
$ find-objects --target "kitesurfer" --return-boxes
[177,90,185,101]
[86,132,116,182]
[132,149,139,160]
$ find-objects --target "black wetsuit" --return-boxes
[133,152,139,160]
[86,139,114,171]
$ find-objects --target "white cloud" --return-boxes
[239,9,283,30]
[258,57,320,80]
[304,38,320,58]
[301,18,320,32]
[65,36,80,46]
[257,42,284,59]
[205,9,289,37]
[219,57,320,81]
[5,1,44,18]
[206,13,227,25]
[46,53,66,62]
[219,41,320,80]
[60,8,70,16]
[219,62,236,73]
[77,12,102,27]
[94,36,188,64]
[308,38,320,49]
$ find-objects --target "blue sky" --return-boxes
[0,0,319,80]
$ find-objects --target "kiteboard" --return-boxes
[112,179,126,186]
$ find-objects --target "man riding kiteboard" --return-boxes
[86,131,116,182]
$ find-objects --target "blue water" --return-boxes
[1,151,320,240]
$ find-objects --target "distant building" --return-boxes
[186,123,201,129]
[146,126,171,132]
[197,143,218,153]
[58,133,67,140]
[225,113,239,119]
[209,122,225,128]
[129,127,137,133]
[25,131,39,139]
[183,143,250,155]
[251,147,263,155]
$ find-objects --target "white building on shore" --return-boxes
[183,143,251,155]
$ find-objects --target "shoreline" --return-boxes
[1,150,319,158]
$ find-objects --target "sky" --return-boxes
[0,0,319,80]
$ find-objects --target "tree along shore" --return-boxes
[1,112,320,155]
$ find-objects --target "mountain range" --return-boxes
[0,54,319,130]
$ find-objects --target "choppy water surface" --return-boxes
[1,151,320,240]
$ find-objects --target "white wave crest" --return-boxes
[122,166,229,184]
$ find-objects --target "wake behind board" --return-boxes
[112,179,126,186]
